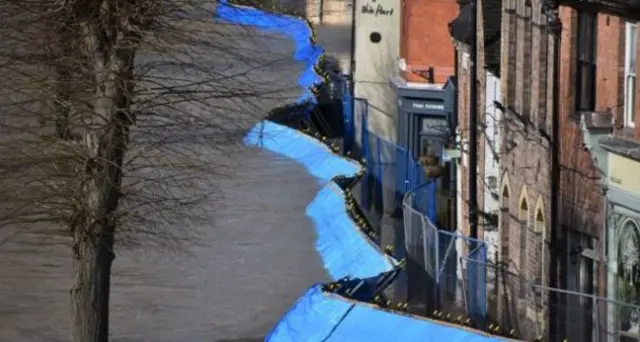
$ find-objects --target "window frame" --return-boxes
[575,11,597,113]
[624,21,637,128]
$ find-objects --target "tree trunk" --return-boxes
[71,225,115,342]
[68,22,137,341]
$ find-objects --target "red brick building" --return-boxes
[452,0,640,339]
[557,2,640,340]
[399,0,458,83]
[389,0,459,168]
[449,0,502,250]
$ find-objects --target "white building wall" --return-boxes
[353,0,400,143]
[483,70,501,262]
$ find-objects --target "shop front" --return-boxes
[604,146,640,341]
[390,76,456,229]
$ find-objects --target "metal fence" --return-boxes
[341,77,355,155]
[462,256,640,342]
[342,80,640,342]
[403,183,488,320]
[343,86,444,303]
[344,86,488,322]
[344,92,429,217]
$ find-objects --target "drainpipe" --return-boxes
[349,0,356,83]
[599,187,608,342]
[546,4,562,340]
[348,0,357,149]
[469,0,479,241]
[453,47,459,231]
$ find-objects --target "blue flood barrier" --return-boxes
[244,121,361,182]
[245,121,392,278]
[307,183,394,280]
[215,3,324,103]
[267,285,507,342]
[215,4,505,341]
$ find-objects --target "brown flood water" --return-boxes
[0,148,330,342]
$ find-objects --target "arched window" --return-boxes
[535,209,545,285]
[617,219,640,338]
[535,210,544,232]
[519,197,529,219]
[499,185,511,264]
[495,182,511,324]
[518,193,529,299]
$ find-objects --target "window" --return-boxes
[535,210,545,285]
[625,22,637,128]
[499,186,510,263]
[519,196,529,298]
[576,11,597,112]
[523,0,533,119]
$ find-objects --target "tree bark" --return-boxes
[71,226,115,342]
[68,17,138,341]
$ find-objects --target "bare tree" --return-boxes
[0,1,301,341]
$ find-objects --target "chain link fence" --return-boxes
[343,80,640,342]
[461,256,640,341]
[402,182,488,320]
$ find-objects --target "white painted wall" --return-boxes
[353,0,400,142]
[483,71,501,262]
[455,52,469,282]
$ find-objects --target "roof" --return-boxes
[600,136,640,162]
[551,0,640,20]
[448,1,502,76]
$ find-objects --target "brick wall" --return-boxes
[498,0,552,323]
[476,0,487,241]
[557,6,603,238]
[454,0,490,240]
[400,0,457,83]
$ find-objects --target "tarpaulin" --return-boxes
[267,285,506,342]
[244,121,392,279]
[244,121,360,182]
[216,4,505,341]
[307,183,394,280]
[215,2,324,103]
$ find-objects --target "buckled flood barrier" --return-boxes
[216,1,324,104]
[215,3,509,341]
[267,285,505,342]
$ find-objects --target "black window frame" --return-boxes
[575,11,597,113]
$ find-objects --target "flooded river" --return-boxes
[0,8,334,342]
[0,148,330,342]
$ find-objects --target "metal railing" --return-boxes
[462,256,640,341]
[347,94,427,216]
[402,182,488,320]
[344,85,640,342]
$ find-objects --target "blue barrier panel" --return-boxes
[307,183,394,280]
[267,284,506,342]
[215,3,324,103]
[216,4,496,340]
[245,121,393,279]
[244,121,360,181]
[266,285,355,341]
